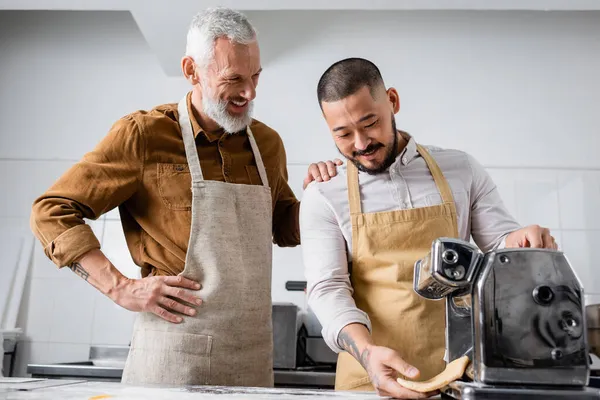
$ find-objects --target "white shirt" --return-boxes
[299,136,521,353]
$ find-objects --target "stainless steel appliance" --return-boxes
[414,237,600,399]
[272,302,300,369]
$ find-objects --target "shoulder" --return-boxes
[303,165,349,205]
[102,102,179,144]
[421,144,470,160]
[119,102,179,137]
[419,144,476,172]
[419,144,490,190]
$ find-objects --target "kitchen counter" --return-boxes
[5,378,600,399]
[0,379,388,399]
[27,363,335,389]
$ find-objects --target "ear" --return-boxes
[181,56,200,85]
[386,87,400,114]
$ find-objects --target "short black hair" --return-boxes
[317,58,385,108]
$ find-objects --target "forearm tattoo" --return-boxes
[338,331,377,385]
[69,262,89,281]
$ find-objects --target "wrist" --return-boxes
[78,250,127,299]
[364,342,375,353]
[107,274,130,302]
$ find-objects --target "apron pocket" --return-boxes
[157,163,192,210]
[127,329,213,385]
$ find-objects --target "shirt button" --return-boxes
[402,157,407,164]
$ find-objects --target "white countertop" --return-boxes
[0,379,393,400]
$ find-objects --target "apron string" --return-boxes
[347,162,362,215]
[247,128,270,188]
[178,96,204,183]
[416,144,455,205]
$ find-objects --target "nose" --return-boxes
[354,133,371,151]
[241,81,256,102]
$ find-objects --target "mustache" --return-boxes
[353,143,383,157]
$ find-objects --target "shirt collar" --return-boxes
[186,91,225,143]
[393,131,418,167]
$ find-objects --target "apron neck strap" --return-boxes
[346,143,455,215]
[177,96,269,187]
[178,97,204,182]
[416,144,455,204]
[246,128,269,187]
[347,162,362,215]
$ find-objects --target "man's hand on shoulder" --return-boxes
[303,159,343,189]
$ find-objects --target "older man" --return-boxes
[30,8,337,387]
[300,58,557,399]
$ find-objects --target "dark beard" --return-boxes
[343,115,399,175]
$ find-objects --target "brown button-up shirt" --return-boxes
[30,92,300,277]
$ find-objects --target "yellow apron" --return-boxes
[335,144,459,391]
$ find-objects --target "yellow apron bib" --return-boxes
[335,144,459,391]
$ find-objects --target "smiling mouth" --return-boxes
[357,146,382,160]
[230,99,248,107]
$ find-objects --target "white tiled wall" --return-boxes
[487,167,600,305]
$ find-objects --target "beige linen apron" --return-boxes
[335,144,459,391]
[121,96,274,387]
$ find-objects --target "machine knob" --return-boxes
[442,249,459,265]
[444,265,466,280]
[532,285,554,305]
[551,348,563,360]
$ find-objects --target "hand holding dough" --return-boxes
[396,355,470,393]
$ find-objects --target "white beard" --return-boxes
[201,83,253,134]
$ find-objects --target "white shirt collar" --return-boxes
[390,131,419,169]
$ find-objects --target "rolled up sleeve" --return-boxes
[300,183,371,353]
[30,116,144,267]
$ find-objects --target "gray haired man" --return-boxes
[30,8,339,387]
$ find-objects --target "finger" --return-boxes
[541,230,554,249]
[334,158,343,166]
[162,275,201,290]
[152,305,182,324]
[326,160,337,177]
[163,286,203,306]
[309,163,323,182]
[386,352,420,379]
[552,236,559,250]
[159,296,197,317]
[526,229,544,248]
[317,162,330,181]
[302,176,312,190]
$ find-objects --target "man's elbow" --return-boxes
[272,223,301,247]
[30,197,51,245]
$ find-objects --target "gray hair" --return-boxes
[185,7,257,69]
